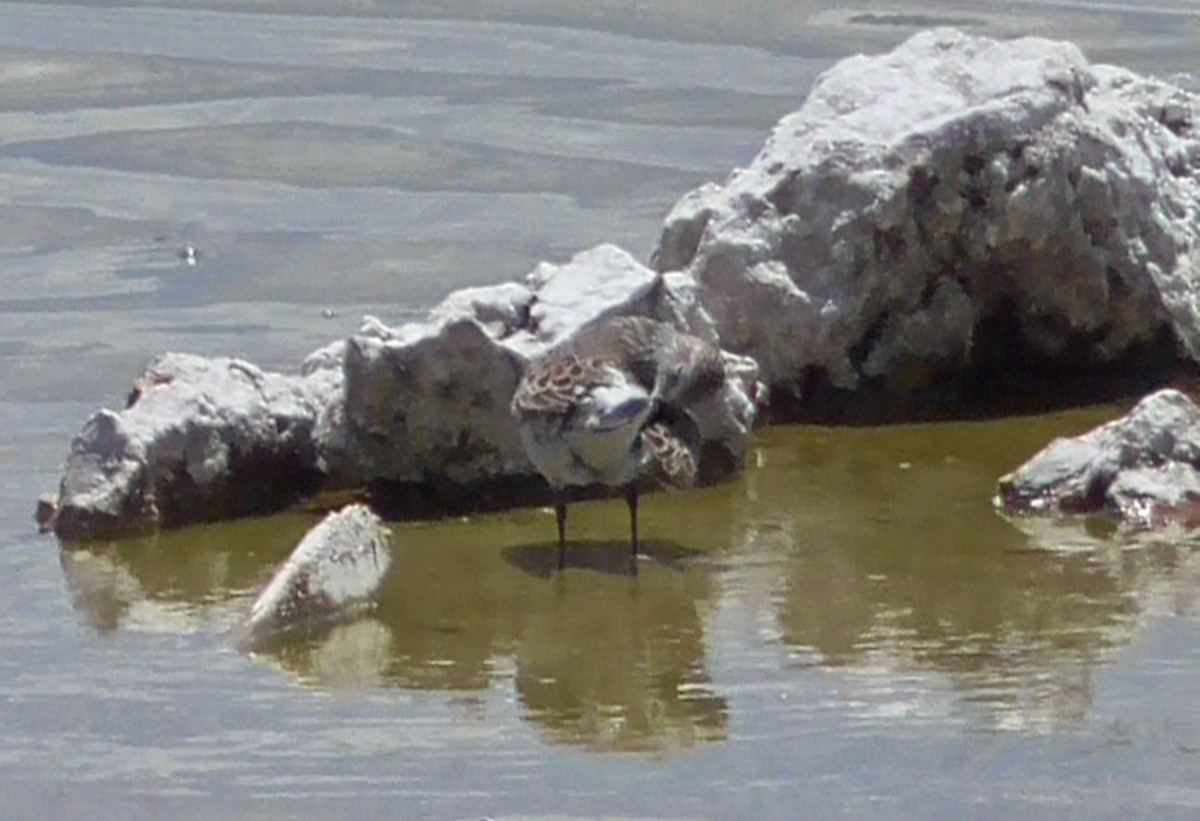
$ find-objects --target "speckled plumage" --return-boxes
[511,316,725,571]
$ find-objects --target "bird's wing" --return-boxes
[512,356,649,424]
[513,356,584,416]
[583,383,651,432]
[640,421,698,489]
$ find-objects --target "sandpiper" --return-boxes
[511,316,725,572]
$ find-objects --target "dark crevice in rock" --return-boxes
[365,440,743,524]
[155,449,325,531]
[768,315,1187,425]
[872,226,908,263]
[1060,468,1114,514]
[962,152,987,176]
[1066,164,1082,190]
[765,170,803,216]
[847,311,891,372]
[366,474,550,521]
[364,462,740,524]
[55,494,158,544]
[1159,102,1192,136]
[908,166,940,207]
[1166,153,1191,178]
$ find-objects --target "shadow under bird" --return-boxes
[511,317,726,572]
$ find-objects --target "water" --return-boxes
[2,2,1199,818]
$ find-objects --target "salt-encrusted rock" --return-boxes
[333,244,763,497]
[53,353,338,541]
[302,339,353,482]
[996,389,1200,527]
[654,29,1200,412]
[233,504,391,648]
[47,244,762,538]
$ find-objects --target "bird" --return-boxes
[510,316,726,573]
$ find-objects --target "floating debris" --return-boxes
[178,245,199,266]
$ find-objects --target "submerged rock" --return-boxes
[996,389,1200,527]
[654,29,1200,416]
[233,504,391,649]
[333,244,764,505]
[53,353,338,541]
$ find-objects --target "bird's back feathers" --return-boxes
[641,421,698,489]
[511,317,723,490]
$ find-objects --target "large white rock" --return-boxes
[333,243,763,494]
[654,29,1200,409]
[53,353,338,540]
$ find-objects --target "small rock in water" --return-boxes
[34,493,57,533]
[234,503,391,649]
[997,389,1200,528]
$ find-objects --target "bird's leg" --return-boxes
[555,489,568,570]
[626,483,639,574]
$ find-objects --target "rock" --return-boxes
[996,389,1200,527]
[653,29,1200,416]
[34,493,57,533]
[334,244,763,506]
[233,504,391,649]
[47,244,763,539]
[53,353,338,541]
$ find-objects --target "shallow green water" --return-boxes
[18,408,1200,816]
[3,1,1200,817]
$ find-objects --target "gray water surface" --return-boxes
[2,2,1199,818]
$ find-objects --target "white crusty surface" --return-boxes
[654,29,1200,391]
[997,389,1200,528]
[236,504,391,648]
[54,352,338,540]
[335,244,763,487]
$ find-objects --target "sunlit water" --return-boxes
[2,2,1199,818]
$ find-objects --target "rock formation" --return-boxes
[997,388,1200,528]
[53,352,338,540]
[50,246,762,539]
[654,29,1200,417]
[331,244,763,508]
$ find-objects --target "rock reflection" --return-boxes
[58,510,728,753]
[754,417,1200,731]
[58,514,311,633]
[260,618,395,691]
[53,409,1200,744]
